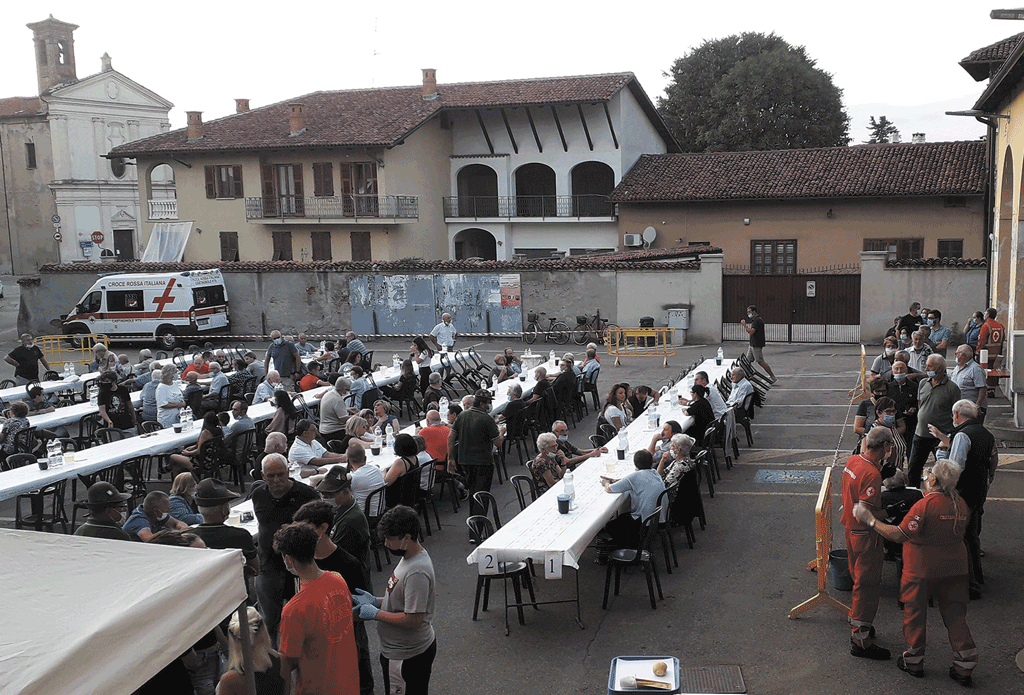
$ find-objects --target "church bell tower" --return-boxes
[26,15,79,94]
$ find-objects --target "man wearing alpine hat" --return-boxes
[74,481,132,541]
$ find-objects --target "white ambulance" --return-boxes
[61,269,230,349]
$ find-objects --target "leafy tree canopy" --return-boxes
[865,115,900,144]
[658,32,851,152]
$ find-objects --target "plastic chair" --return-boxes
[228,429,257,488]
[140,421,162,434]
[509,475,537,512]
[466,515,538,631]
[700,425,722,483]
[412,461,442,536]
[17,478,69,532]
[0,379,16,389]
[472,490,502,529]
[13,427,40,456]
[192,436,228,480]
[71,465,123,531]
[2,452,36,471]
[602,508,664,610]
[96,427,126,445]
[363,486,390,572]
[716,413,733,470]
[654,489,679,572]
[582,367,601,410]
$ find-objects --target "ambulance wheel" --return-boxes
[65,324,88,348]
[156,326,178,350]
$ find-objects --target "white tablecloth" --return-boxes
[466,356,736,570]
[0,372,100,404]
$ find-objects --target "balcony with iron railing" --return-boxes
[148,199,178,220]
[244,195,419,223]
[443,195,615,220]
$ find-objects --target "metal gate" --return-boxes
[722,273,861,343]
[349,273,523,337]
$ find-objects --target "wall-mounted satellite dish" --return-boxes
[641,226,657,248]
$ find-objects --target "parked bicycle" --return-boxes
[524,311,570,345]
[572,309,619,345]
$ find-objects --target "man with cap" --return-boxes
[74,482,132,541]
[192,478,259,578]
[448,389,503,518]
[318,466,372,591]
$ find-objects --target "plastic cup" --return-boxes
[617,448,625,460]
[63,452,75,466]
[371,447,381,456]
[37,458,48,470]
[557,494,571,514]
[605,460,616,473]
[172,423,183,433]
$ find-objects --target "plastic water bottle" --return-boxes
[63,362,72,378]
[88,384,98,405]
[373,428,383,451]
[181,407,192,430]
[438,396,449,414]
[392,354,401,370]
[716,347,724,366]
[385,423,395,448]
[491,375,498,388]
[47,439,62,468]
[481,378,488,391]
[648,404,658,429]
[549,349,556,363]
[562,468,575,510]
[618,432,628,453]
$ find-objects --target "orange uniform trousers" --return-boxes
[846,530,883,646]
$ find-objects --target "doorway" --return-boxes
[113,229,135,261]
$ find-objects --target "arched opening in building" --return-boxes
[997,146,1013,315]
[514,163,556,217]
[146,162,177,220]
[570,161,615,216]
[453,228,497,261]
[456,164,499,217]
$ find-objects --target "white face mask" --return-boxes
[747,313,754,319]
[884,347,895,357]
[274,338,283,345]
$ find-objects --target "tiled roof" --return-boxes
[608,141,987,203]
[886,257,987,268]
[960,33,1024,81]
[109,73,645,157]
[37,247,721,276]
[0,97,46,119]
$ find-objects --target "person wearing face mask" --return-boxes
[353,505,437,695]
[530,432,567,492]
[886,361,918,449]
[552,419,607,469]
[854,376,888,440]
[5,333,50,385]
[897,302,923,337]
[964,311,985,351]
[908,355,961,487]
[74,481,132,540]
[852,461,979,684]
[264,330,300,390]
[739,305,777,383]
[122,490,189,541]
[897,330,912,351]
[870,397,906,477]
[950,345,987,423]
[96,369,139,436]
[925,310,950,357]
[906,331,933,372]
[870,337,900,378]
[274,522,359,695]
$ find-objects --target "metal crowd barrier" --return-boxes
[38,334,109,367]
[605,327,676,367]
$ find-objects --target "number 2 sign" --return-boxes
[478,552,498,576]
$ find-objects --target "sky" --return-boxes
[0,1,1017,144]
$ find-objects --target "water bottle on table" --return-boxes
[562,468,575,510]
[385,423,395,448]
[716,347,724,366]
[617,432,628,460]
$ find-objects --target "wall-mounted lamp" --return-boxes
[496,240,503,246]
[195,228,202,234]
[826,209,833,219]
[743,218,750,226]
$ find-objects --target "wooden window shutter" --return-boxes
[292,164,304,197]
[261,164,277,216]
[232,166,243,198]
[311,231,332,261]
[220,232,239,261]
[322,162,334,196]
[205,166,217,199]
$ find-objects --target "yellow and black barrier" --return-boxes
[606,327,675,367]
[789,465,850,619]
[38,334,109,367]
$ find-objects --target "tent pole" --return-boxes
[237,602,258,695]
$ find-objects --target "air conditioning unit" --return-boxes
[623,233,642,247]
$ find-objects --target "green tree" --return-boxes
[865,116,900,144]
[658,32,850,152]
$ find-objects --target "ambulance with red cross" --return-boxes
[61,270,230,349]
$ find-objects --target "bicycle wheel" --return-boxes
[550,321,571,345]
[571,324,590,345]
[601,323,620,345]
[524,323,538,344]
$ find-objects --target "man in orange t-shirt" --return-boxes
[976,308,1005,368]
[841,427,894,661]
[276,522,358,695]
[418,409,451,463]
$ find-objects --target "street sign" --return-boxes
[91,231,104,244]
[806,281,816,298]
[51,214,60,224]
[53,231,62,242]
[53,222,61,228]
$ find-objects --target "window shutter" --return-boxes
[232,166,243,198]
[321,162,334,196]
[205,166,217,199]
[261,164,276,216]
[292,164,304,216]
[220,232,239,261]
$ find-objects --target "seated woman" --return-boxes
[168,412,223,477]
[381,359,418,403]
[168,472,203,525]
[658,433,700,527]
[0,401,32,461]
[530,432,567,494]
[600,383,633,431]
[410,336,434,393]
[328,415,372,452]
[648,419,683,469]
[266,390,299,435]
[383,433,420,508]
[371,400,400,434]
[683,384,715,442]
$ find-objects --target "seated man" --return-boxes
[299,361,330,392]
[123,490,189,541]
[244,351,266,380]
[345,331,368,356]
[528,366,550,403]
[254,370,282,404]
[224,400,256,462]
[289,419,347,476]
[349,440,385,512]
[599,449,665,552]
[422,372,444,410]
[348,366,370,410]
[181,371,206,403]
[115,354,135,381]
[490,355,513,383]
[25,385,56,414]
[725,367,754,410]
[551,359,578,405]
[552,419,607,469]
[136,349,154,373]
[181,355,210,379]
[201,361,230,410]
[627,385,658,417]
[294,333,317,357]
[192,478,259,577]
[418,409,451,463]
[504,348,523,375]
[74,481,132,541]
[500,384,527,428]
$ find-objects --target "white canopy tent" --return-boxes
[0,529,248,695]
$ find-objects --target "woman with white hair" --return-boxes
[216,606,285,695]
[853,460,978,684]
[660,433,701,528]
[156,363,186,428]
[530,432,567,493]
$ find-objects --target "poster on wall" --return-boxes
[500,274,521,307]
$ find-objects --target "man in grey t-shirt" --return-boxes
[353,505,437,694]
[599,450,665,551]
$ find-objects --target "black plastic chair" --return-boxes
[472,490,502,530]
[71,465,123,531]
[466,515,538,631]
[96,427,126,445]
[364,486,390,572]
[701,425,722,483]
[716,412,733,470]
[140,420,162,434]
[415,461,442,536]
[654,489,679,573]
[228,430,257,488]
[602,508,663,610]
[192,436,229,481]
[509,475,537,512]
[582,366,601,410]
[0,379,16,389]
[735,393,755,449]
[2,452,36,471]
[17,478,69,533]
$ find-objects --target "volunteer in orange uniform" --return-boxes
[853,460,979,686]
[840,427,894,660]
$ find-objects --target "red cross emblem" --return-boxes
[153,279,176,316]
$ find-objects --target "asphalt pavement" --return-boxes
[0,292,1022,692]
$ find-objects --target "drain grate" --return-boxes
[754,469,825,484]
[678,665,746,693]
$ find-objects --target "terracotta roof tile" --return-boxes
[37,247,720,276]
[886,257,987,268]
[109,73,637,157]
[960,33,1024,80]
[0,97,46,119]
[608,141,986,203]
